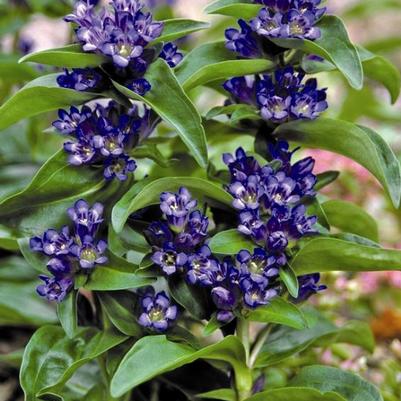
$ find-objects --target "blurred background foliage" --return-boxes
[1,0,401,400]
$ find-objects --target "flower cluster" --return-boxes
[223,143,326,304]
[138,288,178,332]
[145,188,287,325]
[63,0,183,94]
[57,68,106,92]
[224,144,318,249]
[30,200,107,302]
[225,0,326,58]
[223,67,328,123]
[52,101,153,180]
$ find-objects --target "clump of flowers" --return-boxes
[138,288,178,332]
[52,101,153,180]
[30,200,107,302]
[145,181,324,326]
[223,67,328,123]
[226,0,326,58]
[62,0,183,95]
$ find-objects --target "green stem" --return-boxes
[236,318,253,401]
[236,318,250,366]
[249,324,273,368]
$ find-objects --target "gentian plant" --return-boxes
[0,0,401,400]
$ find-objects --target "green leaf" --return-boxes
[198,388,237,401]
[0,280,57,326]
[272,16,363,89]
[57,290,78,339]
[249,298,307,329]
[0,54,39,83]
[19,44,106,68]
[113,59,208,168]
[0,74,98,131]
[84,255,155,291]
[203,314,224,336]
[153,18,210,44]
[291,237,401,274]
[255,311,374,367]
[110,335,250,398]
[0,224,19,251]
[0,151,104,235]
[175,41,273,92]
[97,291,142,337]
[169,276,212,320]
[315,171,340,191]
[112,176,232,233]
[244,387,346,401]
[322,200,379,242]
[290,365,383,401]
[274,118,401,207]
[20,326,127,401]
[279,264,299,298]
[209,229,255,255]
[358,46,401,104]
[204,0,262,19]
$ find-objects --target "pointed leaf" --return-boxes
[290,365,383,401]
[113,59,208,168]
[112,176,232,233]
[274,118,401,207]
[175,41,273,92]
[272,16,363,89]
[20,326,127,401]
[248,298,307,329]
[209,229,255,255]
[204,0,261,19]
[153,18,210,44]
[322,200,379,242]
[110,335,250,398]
[291,237,401,274]
[19,44,106,68]
[0,74,98,131]
[245,387,346,401]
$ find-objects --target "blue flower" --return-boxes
[228,175,265,210]
[67,199,104,238]
[223,76,257,106]
[225,19,261,58]
[223,147,261,182]
[160,187,197,230]
[236,248,282,285]
[30,226,73,257]
[138,289,178,332]
[175,210,209,248]
[144,221,174,248]
[37,275,74,303]
[103,154,137,181]
[57,68,104,91]
[70,236,108,269]
[66,0,164,71]
[224,68,328,123]
[128,78,152,96]
[241,279,278,308]
[211,286,237,311]
[293,273,326,302]
[52,106,92,135]
[31,200,107,302]
[186,245,220,286]
[152,242,188,275]
[160,43,184,68]
[54,102,151,180]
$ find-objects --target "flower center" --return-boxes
[118,44,131,57]
[163,252,177,266]
[149,308,163,321]
[290,22,305,35]
[249,260,265,274]
[81,247,97,262]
